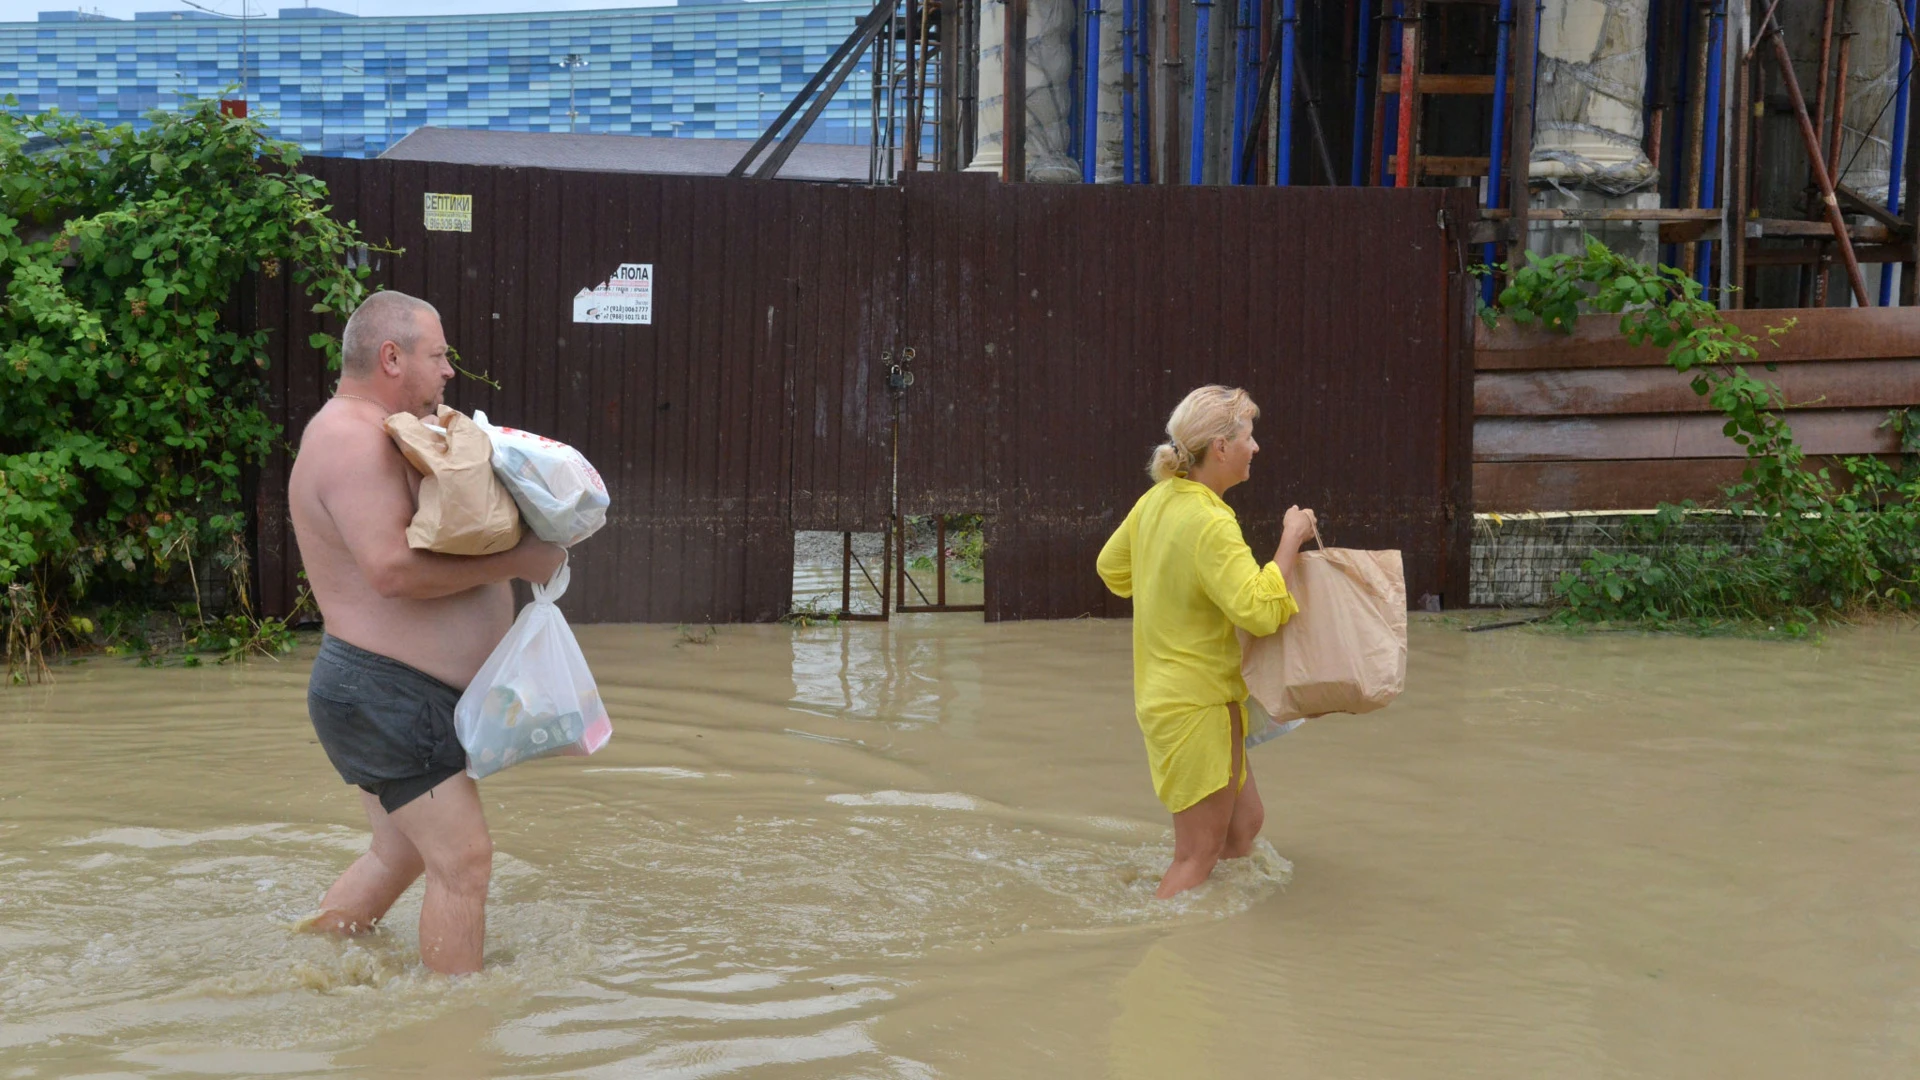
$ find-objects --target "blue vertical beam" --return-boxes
[1883,0,1917,304]
[1350,0,1374,184]
[1277,0,1298,184]
[1482,0,1515,303]
[1699,0,1724,294]
[1084,0,1104,181]
[1141,0,1155,185]
[1231,0,1252,181]
[1192,0,1214,183]
[1123,0,1138,182]
[1664,0,1694,269]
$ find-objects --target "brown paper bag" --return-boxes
[385,405,523,555]
[1239,536,1407,723]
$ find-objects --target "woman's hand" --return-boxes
[1283,506,1317,545]
[1273,506,1317,582]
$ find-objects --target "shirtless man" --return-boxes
[288,290,563,975]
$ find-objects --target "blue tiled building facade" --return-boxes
[2,2,875,157]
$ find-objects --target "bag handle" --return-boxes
[532,553,571,604]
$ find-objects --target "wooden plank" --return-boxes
[1476,358,1920,415]
[1835,181,1909,232]
[1378,73,1507,94]
[1743,242,1915,266]
[1508,0,1534,256]
[1475,408,1904,461]
[1387,154,1491,176]
[1475,307,1920,369]
[1481,207,1723,220]
[1754,218,1897,241]
[1660,219,1898,244]
[1476,455,1908,511]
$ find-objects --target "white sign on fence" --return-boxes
[572,263,654,325]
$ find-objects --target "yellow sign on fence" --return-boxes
[424,192,473,232]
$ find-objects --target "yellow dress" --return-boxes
[1096,477,1298,813]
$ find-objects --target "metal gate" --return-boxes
[254,159,1472,623]
[892,173,1476,619]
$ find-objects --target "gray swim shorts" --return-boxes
[307,635,468,813]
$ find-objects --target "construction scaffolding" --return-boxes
[744,0,1920,311]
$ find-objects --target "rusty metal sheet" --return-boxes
[1475,459,1754,511]
[1476,408,1904,461]
[1474,455,1905,512]
[1478,359,1920,416]
[1474,303,1919,512]
[1476,306,1920,370]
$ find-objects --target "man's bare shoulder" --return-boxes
[297,406,402,475]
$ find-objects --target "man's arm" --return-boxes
[320,429,561,599]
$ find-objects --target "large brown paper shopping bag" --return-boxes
[385,405,523,555]
[1239,534,1407,723]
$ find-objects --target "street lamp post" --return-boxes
[557,54,588,133]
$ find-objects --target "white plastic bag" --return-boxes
[455,559,613,779]
[471,411,609,547]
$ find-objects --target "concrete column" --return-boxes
[1025,0,1083,181]
[967,0,1006,172]
[1532,0,1656,189]
[966,0,1081,179]
[1529,0,1658,263]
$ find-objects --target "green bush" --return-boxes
[2,97,372,672]
[1481,239,1920,633]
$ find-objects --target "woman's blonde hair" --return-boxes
[1148,385,1260,482]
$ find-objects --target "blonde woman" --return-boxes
[1097,385,1316,898]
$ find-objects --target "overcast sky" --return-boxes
[4,0,684,20]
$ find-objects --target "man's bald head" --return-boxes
[341,291,441,376]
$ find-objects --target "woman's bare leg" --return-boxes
[1158,784,1234,898]
[1220,767,1265,860]
[1156,707,1249,898]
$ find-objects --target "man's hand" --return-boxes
[510,534,567,586]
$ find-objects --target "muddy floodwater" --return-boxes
[3,618,1918,1078]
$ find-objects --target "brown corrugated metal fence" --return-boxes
[895,174,1476,617]
[255,159,1475,622]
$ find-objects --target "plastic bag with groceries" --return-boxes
[454,558,613,779]
[471,411,610,547]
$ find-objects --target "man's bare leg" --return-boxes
[383,772,492,975]
[304,790,427,936]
